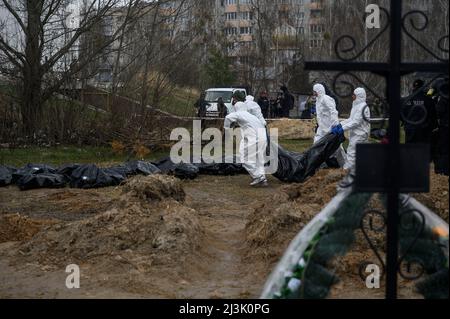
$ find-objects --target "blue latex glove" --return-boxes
[331,124,344,135]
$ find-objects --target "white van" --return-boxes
[203,88,247,117]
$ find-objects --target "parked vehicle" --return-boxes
[203,88,247,117]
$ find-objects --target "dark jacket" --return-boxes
[280,91,294,113]
[402,89,438,143]
[257,96,270,118]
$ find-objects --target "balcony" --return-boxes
[225,4,238,13]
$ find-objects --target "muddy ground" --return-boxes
[0,170,448,299]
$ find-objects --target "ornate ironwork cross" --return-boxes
[304,1,449,299]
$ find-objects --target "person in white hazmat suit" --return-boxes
[224,101,268,187]
[245,95,267,127]
[312,83,346,166]
[335,87,371,172]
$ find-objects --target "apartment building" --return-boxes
[220,0,328,90]
[75,0,329,90]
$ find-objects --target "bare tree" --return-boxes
[0,0,148,135]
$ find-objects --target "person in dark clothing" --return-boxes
[279,86,294,118]
[194,92,210,118]
[401,79,438,145]
[217,97,228,118]
[274,93,282,118]
[257,91,270,119]
[300,95,315,119]
[269,97,278,118]
[430,77,449,175]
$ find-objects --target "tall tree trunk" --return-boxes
[21,0,44,136]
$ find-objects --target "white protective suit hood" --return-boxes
[246,95,255,102]
[313,84,326,98]
[353,87,367,106]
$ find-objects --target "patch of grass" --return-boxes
[122,85,199,117]
[159,89,198,117]
[1,130,392,168]
[0,146,169,168]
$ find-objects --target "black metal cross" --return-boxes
[304,1,449,299]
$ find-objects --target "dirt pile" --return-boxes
[267,119,315,140]
[121,174,185,203]
[282,169,347,205]
[245,170,346,265]
[0,214,56,243]
[18,175,203,269]
[414,171,449,222]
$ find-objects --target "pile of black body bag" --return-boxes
[0,133,344,191]
[273,133,345,183]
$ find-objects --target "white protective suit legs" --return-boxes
[341,87,371,172]
[343,135,367,171]
[239,131,267,179]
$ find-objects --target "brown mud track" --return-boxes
[0,171,447,298]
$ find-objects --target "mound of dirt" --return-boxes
[245,169,346,265]
[267,119,315,140]
[282,169,346,206]
[0,214,57,243]
[18,175,202,269]
[414,171,449,223]
[122,174,185,203]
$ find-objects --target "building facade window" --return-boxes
[225,12,237,20]
[225,27,238,35]
[240,11,253,20]
[310,24,324,33]
[240,26,252,34]
[310,39,323,48]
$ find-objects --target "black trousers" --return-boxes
[405,128,432,144]
[433,126,449,175]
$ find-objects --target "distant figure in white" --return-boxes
[312,83,346,166]
[340,87,371,172]
[225,92,268,187]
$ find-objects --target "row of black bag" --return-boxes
[0,158,247,191]
[0,133,344,190]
